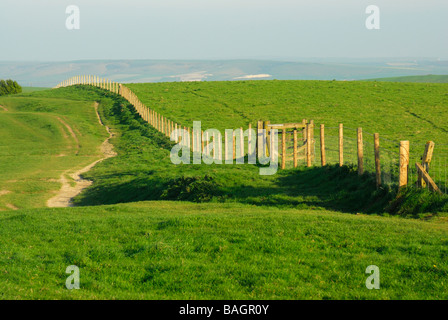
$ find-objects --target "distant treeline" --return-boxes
[0,79,22,96]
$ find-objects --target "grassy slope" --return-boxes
[1,83,448,299]
[21,87,51,93]
[0,89,108,209]
[126,80,448,144]
[126,81,448,187]
[1,202,447,300]
[71,86,395,215]
[364,75,448,83]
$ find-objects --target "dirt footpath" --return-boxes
[47,103,117,207]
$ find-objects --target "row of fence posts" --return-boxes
[266,121,385,188]
[55,76,440,193]
[255,121,427,191]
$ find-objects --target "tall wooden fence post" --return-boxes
[418,141,434,188]
[225,131,229,162]
[374,133,381,188]
[307,124,312,167]
[201,130,204,154]
[257,120,263,159]
[293,129,298,168]
[281,129,286,169]
[248,123,253,160]
[399,141,410,189]
[263,121,270,157]
[233,133,236,160]
[302,119,307,142]
[320,124,326,166]
[357,128,364,175]
[218,132,222,161]
[310,120,315,160]
[339,123,343,167]
[240,127,244,159]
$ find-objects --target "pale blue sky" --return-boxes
[1,0,447,61]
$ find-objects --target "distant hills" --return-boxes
[1,58,448,87]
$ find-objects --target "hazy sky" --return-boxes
[1,0,447,61]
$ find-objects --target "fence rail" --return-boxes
[54,76,448,194]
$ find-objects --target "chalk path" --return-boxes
[47,103,117,207]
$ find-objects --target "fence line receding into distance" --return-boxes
[54,76,448,194]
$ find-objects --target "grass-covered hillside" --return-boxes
[126,80,448,144]
[1,202,448,299]
[127,80,448,193]
[0,90,108,210]
[0,81,448,300]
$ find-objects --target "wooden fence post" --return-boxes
[320,124,326,166]
[282,129,286,169]
[197,130,200,153]
[418,141,435,188]
[357,128,364,175]
[162,116,165,134]
[415,163,442,194]
[339,123,343,167]
[218,132,222,161]
[399,141,410,188]
[206,131,210,156]
[187,127,192,151]
[310,120,315,160]
[302,119,307,142]
[257,120,263,159]
[374,133,381,188]
[233,133,236,160]
[293,129,298,168]
[225,131,229,161]
[192,128,196,152]
[160,115,163,133]
[167,119,170,137]
[201,130,204,154]
[240,127,244,159]
[248,123,253,160]
[307,124,312,167]
[263,121,270,157]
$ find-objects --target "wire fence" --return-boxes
[277,123,447,194]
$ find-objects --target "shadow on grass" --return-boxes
[75,161,396,215]
[222,164,396,214]
[73,175,166,206]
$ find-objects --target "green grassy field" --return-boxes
[61,86,394,215]
[0,90,108,210]
[127,80,448,191]
[126,80,448,143]
[21,87,51,93]
[1,81,448,299]
[1,202,447,300]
